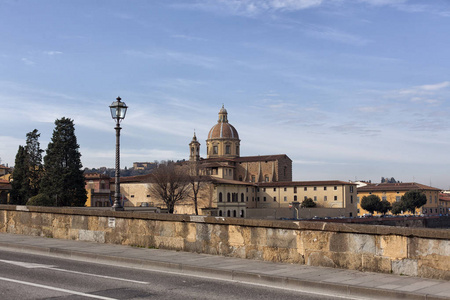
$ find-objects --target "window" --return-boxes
[350,195,353,203]
[131,195,135,198]
[233,210,237,217]
[219,210,222,216]
[263,188,266,192]
[236,146,239,155]
[294,187,297,193]
[251,175,256,182]
[274,197,277,202]
[314,196,317,201]
[334,196,338,201]
[334,186,337,190]
[294,195,297,201]
[246,196,248,202]
[219,192,223,202]
[265,176,269,182]
[324,187,327,191]
[314,187,317,191]
[226,145,231,154]
[304,196,307,200]
[284,187,287,192]
[396,196,401,202]
[264,197,266,202]
[273,188,276,192]
[350,186,354,193]
[227,193,231,202]
[284,196,287,202]
[382,196,387,201]
[241,193,244,202]
[257,197,260,201]
[324,196,327,201]
[304,187,307,191]
[213,146,218,154]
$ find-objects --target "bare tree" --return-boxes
[148,162,190,214]
[188,161,208,215]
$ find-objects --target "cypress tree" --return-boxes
[40,117,86,206]
[10,146,29,204]
[25,129,44,198]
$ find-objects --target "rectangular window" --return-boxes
[264,197,266,202]
[314,187,317,191]
[350,195,353,203]
[284,196,287,202]
[396,196,401,202]
[213,146,218,154]
[294,187,297,193]
[324,196,327,201]
[382,196,387,201]
[304,187,307,191]
[350,186,354,193]
[314,196,317,201]
[274,197,277,202]
[225,145,231,154]
[334,196,338,201]
[284,187,287,192]
[304,196,307,200]
[324,186,327,191]
[334,186,337,190]
[294,195,297,201]
[251,175,255,182]
[263,188,266,192]
[273,188,276,192]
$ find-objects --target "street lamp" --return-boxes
[110,96,128,211]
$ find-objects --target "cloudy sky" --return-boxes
[1,0,450,188]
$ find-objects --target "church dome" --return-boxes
[207,105,239,140]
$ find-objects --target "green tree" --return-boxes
[301,197,316,208]
[10,146,29,204]
[391,201,405,215]
[360,194,381,214]
[25,129,44,198]
[378,199,392,215]
[39,118,87,206]
[401,190,427,214]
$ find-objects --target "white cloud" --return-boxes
[21,58,34,65]
[44,51,62,56]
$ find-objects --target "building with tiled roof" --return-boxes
[117,106,358,219]
[357,182,442,216]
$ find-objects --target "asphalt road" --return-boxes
[0,249,355,300]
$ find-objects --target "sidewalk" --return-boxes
[0,232,448,300]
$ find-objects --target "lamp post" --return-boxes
[109,96,128,211]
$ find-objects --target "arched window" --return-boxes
[227,210,231,217]
[219,192,223,202]
[240,210,244,218]
[227,193,231,202]
[219,210,222,216]
[233,210,237,217]
[241,193,244,202]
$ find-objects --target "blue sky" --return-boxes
[1,0,450,188]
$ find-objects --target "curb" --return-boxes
[0,241,447,300]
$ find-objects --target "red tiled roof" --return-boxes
[439,193,450,202]
[358,182,440,192]
[257,180,355,187]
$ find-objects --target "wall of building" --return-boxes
[0,205,447,280]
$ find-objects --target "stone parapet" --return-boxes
[0,205,448,280]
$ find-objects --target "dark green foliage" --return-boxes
[26,193,53,206]
[378,199,392,215]
[26,129,44,198]
[40,118,87,207]
[301,197,316,208]
[10,146,29,204]
[10,129,44,204]
[401,190,427,214]
[360,194,381,214]
[391,201,405,215]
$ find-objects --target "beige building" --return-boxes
[357,182,441,216]
[118,106,358,218]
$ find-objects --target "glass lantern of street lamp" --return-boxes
[109,97,128,121]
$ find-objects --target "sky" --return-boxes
[1,0,450,189]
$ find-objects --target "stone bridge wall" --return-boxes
[0,205,448,280]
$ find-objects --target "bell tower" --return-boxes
[189,131,200,161]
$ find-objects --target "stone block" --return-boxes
[306,251,336,268]
[361,253,391,273]
[379,235,407,259]
[79,229,105,243]
[392,259,418,276]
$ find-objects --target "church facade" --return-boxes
[118,106,358,219]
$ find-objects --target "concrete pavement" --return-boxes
[0,232,448,300]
